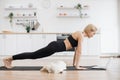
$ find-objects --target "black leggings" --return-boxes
[13,41,66,60]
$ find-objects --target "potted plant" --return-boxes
[26,25,31,33]
[75,3,82,10]
[8,12,14,26]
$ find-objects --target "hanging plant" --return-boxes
[75,3,82,18]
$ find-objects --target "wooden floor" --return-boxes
[0,55,120,80]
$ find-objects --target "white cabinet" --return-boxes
[55,34,100,56]
[16,34,32,54]
[44,34,57,44]
[0,35,5,55]
[31,34,56,51]
[0,33,100,56]
[31,34,45,51]
[4,34,17,55]
[0,34,56,55]
[16,34,57,54]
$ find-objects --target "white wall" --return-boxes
[118,0,120,53]
[0,0,119,53]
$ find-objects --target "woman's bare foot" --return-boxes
[3,56,13,69]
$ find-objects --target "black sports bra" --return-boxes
[68,35,78,47]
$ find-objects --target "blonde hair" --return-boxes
[84,24,97,33]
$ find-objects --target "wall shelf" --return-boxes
[57,7,77,10]
[57,16,89,18]
[5,16,37,18]
[57,15,80,18]
[57,13,90,18]
[5,8,37,10]
[56,5,90,18]
[57,5,89,10]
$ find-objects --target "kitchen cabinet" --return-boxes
[31,34,45,51]
[31,34,56,51]
[16,34,56,55]
[4,34,17,55]
[0,33,56,55]
[16,34,32,54]
[44,34,57,44]
[56,33,100,55]
[0,35,5,55]
[0,33,100,56]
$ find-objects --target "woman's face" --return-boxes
[87,31,96,38]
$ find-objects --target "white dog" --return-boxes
[40,61,66,73]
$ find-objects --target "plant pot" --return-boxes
[26,26,30,33]
[27,30,30,33]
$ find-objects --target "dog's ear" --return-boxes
[40,66,47,72]
[40,66,52,73]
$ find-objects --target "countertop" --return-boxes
[0,31,100,34]
[0,31,71,34]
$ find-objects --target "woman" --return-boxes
[3,24,97,69]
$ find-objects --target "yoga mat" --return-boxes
[66,66,106,71]
[0,65,106,71]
